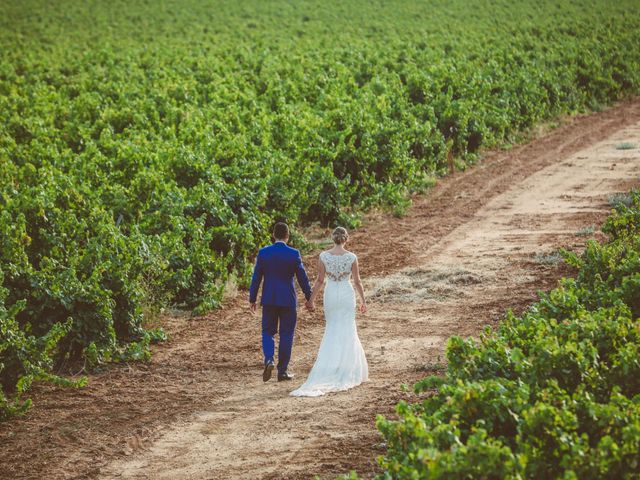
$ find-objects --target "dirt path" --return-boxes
[2,99,640,480]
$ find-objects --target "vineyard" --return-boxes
[374,191,640,479]
[1,0,640,421]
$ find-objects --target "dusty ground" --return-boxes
[1,98,640,480]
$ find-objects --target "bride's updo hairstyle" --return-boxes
[332,227,349,245]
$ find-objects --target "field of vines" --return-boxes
[1,0,640,418]
[373,191,640,479]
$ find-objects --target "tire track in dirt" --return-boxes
[1,99,640,480]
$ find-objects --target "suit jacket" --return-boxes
[249,241,312,307]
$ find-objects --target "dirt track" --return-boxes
[2,99,640,480]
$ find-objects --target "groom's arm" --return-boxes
[249,253,264,305]
[295,252,312,301]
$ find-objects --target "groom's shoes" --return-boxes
[277,371,294,382]
[263,360,275,382]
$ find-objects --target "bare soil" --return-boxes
[2,99,640,480]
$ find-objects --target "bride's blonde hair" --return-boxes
[332,227,349,245]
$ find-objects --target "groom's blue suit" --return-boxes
[249,240,312,375]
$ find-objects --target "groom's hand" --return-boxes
[250,302,258,315]
[305,299,315,312]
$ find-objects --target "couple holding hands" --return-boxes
[249,223,368,397]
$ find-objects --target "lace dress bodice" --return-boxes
[320,251,357,282]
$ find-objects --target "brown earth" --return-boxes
[1,98,640,480]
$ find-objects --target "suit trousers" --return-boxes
[261,305,297,375]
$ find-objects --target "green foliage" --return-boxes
[375,191,640,478]
[1,0,640,419]
[615,143,636,150]
[0,271,87,420]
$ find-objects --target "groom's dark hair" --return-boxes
[273,222,289,240]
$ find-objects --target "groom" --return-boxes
[249,222,313,382]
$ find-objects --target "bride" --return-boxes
[290,227,369,397]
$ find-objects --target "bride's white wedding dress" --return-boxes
[290,251,368,397]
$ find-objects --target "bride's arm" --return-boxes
[310,257,326,304]
[352,258,367,313]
